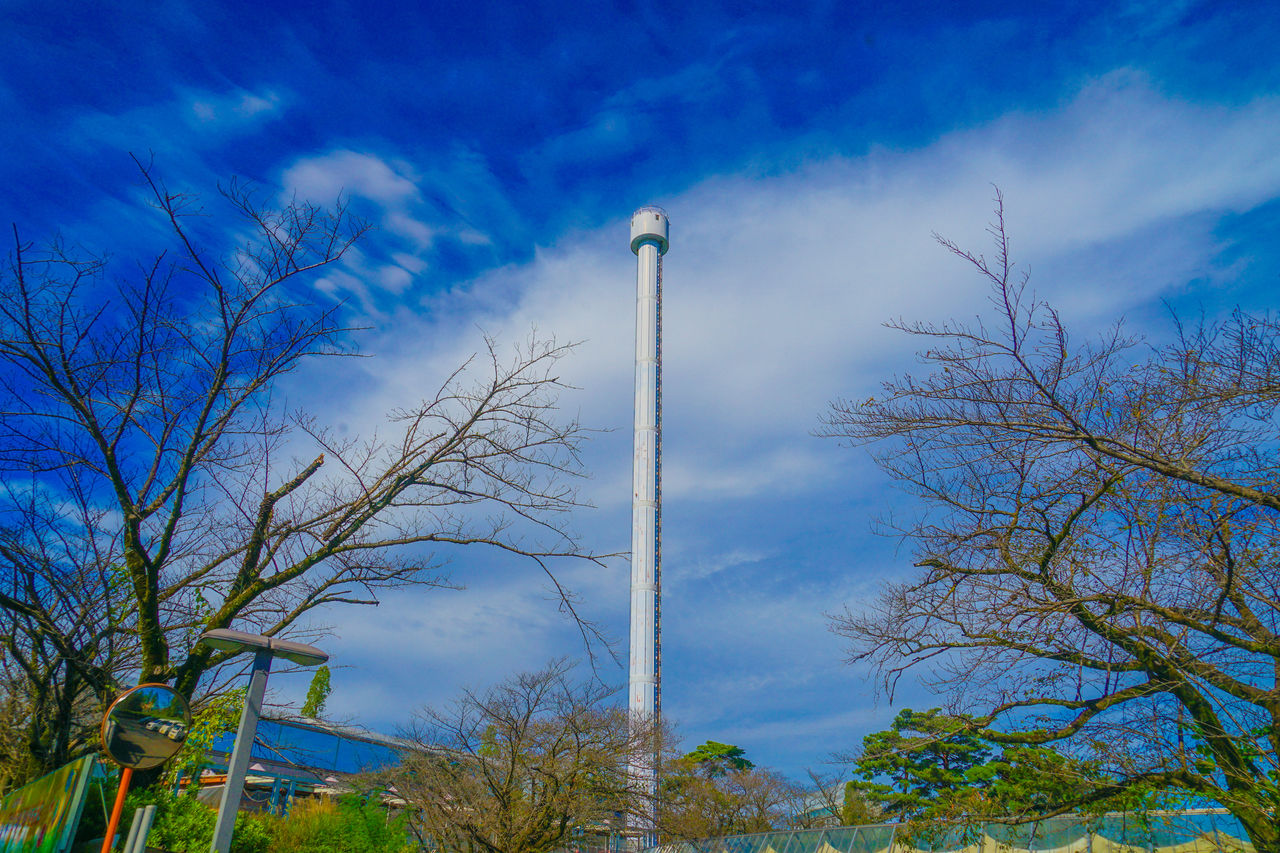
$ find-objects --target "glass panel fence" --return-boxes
[763,830,797,853]
[819,827,860,853]
[786,828,830,853]
[642,810,1256,853]
[850,826,895,853]
[721,833,765,853]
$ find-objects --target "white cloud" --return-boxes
[186,88,283,126]
[308,554,631,727]
[385,211,436,249]
[282,150,421,207]
[279,146,530,309]
[672,547,771,587]
[66,85,287,161]
[718,706,888,753]
[332,73,1280,510]
[283,75,1280,774]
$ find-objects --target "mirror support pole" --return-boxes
[210,649,273,853]
[100,766,133,853]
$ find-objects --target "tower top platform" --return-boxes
[630,207,669,255]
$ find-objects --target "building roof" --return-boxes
[205,715,419,784]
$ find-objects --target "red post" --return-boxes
[100,766,133,853]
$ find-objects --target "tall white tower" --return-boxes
[629,206,668,843]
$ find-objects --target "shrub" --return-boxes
[271,797,342,852]
[115,787,275,853]
[87,784,410,853]
[332,793,412,852]
[272,794,411,853]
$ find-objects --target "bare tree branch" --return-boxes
[820,195,1280,848]
[0,163,611,785]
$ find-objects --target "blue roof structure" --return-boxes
[204,716,413,788]
[217,717,408,774]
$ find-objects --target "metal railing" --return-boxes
[646,810,1255,853]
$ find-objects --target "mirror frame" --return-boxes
[100,682,194,770]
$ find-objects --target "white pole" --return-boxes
[211,649,272,853]
[122,808,143,853]
[129,805,157,853]
[629,207,668,847]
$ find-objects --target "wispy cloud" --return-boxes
[68,85,287,154]
[283,149,421,207]
[671,548,772,587]
[280,145,532,313]
[185,88,284,127]
[323,73,1280,508]
[283,73,1280,772]
[310,554,631,726]
[8,0,1280,784]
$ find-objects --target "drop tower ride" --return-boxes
[629,206,668,843]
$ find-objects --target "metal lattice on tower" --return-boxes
[654,242,663,721]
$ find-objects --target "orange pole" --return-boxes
[100,766,133,853]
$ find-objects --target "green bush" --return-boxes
[332,793,412,852]
[271,796,341,852]
[113,787,275,853]
[85,783,410,853]
[225,810,274,853]
[271,794,411,853]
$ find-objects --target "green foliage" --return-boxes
[271,797,344,852]
[271,794,410,853]
[478,724,499,757]
[226,812,274,853]
[301,667,332,719]
[117,787,272,853]
[850,708,990,819]
[683,741,754,777]
[840,780,877,825]
[661,746,798,839]
[165,689,245,788]
[99,787,410,853]
[964,745,1090,817]
[846,710,1158,829]
[332,794,412,852]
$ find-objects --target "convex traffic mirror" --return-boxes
[101,684,193,770]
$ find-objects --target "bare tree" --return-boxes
[788,771,846,829]
[819,194,1280,849]
[0,162,605,781]
[659,751,804,840]
[380,661,648,853]
[788,770,881,829]
[0,666,39,791]
[0,473,139,782]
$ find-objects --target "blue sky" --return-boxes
[5,0,1280,779]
